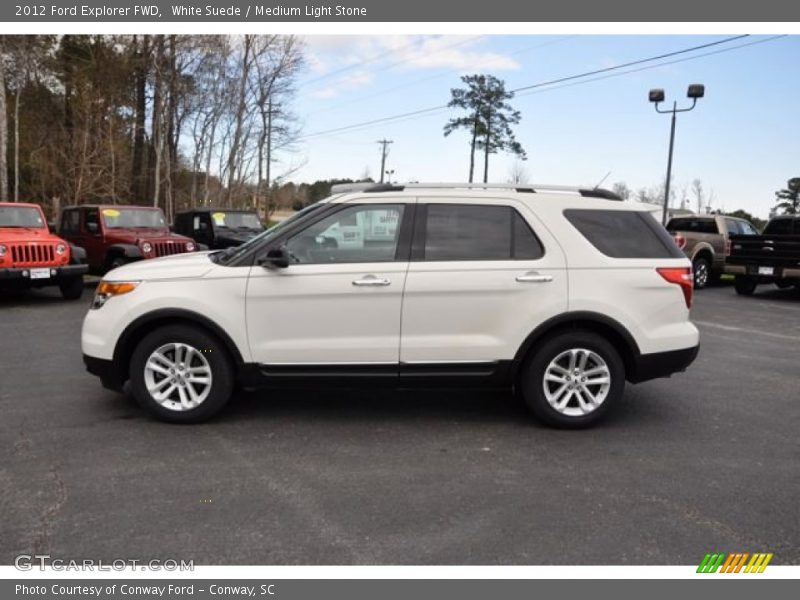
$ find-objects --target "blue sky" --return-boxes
[284,35,799,218]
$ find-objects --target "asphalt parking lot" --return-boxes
[1,282,798,565]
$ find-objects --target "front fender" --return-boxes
[69,244,87,264]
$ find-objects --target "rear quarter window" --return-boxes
[564,209,684,259]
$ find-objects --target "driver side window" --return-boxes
[285,204,404,264]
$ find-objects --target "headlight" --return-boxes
[91,280,140,310]
[141,242,152,253]
[55,243,67,255]
[186,241,196,251]
[0,244,6,257]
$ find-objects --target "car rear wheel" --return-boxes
[692,256,711,289]
[519,330,625,428]
[734,275,758,296]
[59,276,84,300]
[130,325,234,423]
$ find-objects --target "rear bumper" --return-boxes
[83,354,126,392]
[725,263,800,280]
[628,344,699,383]
[0,263,88,284]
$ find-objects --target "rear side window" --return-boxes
[422,204,544,261]
[764,219,795,235]
[565,209,684,259]
[666,218,718,234]
[60,210,80,235]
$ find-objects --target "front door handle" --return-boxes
[353,275,391,287]
[516,272,553,283]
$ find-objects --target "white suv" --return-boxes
[82,183,699,428]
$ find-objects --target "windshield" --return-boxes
[101,207,167,228]
[215,202,326,265]
[0,206,46,228]
[211,211,264,230]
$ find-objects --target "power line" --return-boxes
[299,35,486,91]
[298,34,763,142]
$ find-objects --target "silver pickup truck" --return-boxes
[665,215,759,289]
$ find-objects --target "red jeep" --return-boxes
[59,205,197,274]
[0,202,88,299]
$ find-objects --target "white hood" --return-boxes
[105,251,216,281]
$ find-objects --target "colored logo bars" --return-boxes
[697,552,773,573]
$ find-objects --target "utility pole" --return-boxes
[377,139,393,183]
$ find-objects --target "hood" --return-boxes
[106,251,215,281]
[105,228,191,243]
[0,227,61,243]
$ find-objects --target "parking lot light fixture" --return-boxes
[649,84,705,225]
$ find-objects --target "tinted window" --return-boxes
[565,209,684,259]
[423,204,543,261]
[286,204,404,264]
[84,209,100,233]
[764,218,796,235]
[725,219,739,235]
[60,210,80,234]
[666,218,718,234]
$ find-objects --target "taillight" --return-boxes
[724,238,731,257]
[673,234,687,250]
[657,267,693,309]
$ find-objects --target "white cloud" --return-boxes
[301,35,520,96]
[310,70,375,98]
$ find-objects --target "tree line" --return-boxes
[0,34,302,219]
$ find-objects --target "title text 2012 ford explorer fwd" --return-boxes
[59,205,198,274]
[82,183,699,428]
[0,202,88,299]
[665,214,759,289]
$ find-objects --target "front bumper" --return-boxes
[628,344,699,383]
[0,263,88,284]
[84,354,126,392]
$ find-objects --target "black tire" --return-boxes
[59,276,84,300]
[129,324,235,423]
[692,256,711,289]
[734,275,758,296]
[108,255,129,271]
[519,330,625,429]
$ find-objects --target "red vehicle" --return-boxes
[59,205,197,274]
[0,202,88,299]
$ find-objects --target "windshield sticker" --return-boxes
[102,208,121,218]
[212,212,226,225]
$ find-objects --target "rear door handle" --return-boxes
[353,275,391,287]
[516,272,553,283]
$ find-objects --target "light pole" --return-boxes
[649,84,705,224]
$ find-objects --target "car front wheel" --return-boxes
[59,276,84,300]
[734,275,758,296]
[520,330,625,428]
[130,325,234,423]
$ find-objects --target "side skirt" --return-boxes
[238,361,514,390]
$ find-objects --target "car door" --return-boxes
[245,200,413,369]
[400,198,568,369]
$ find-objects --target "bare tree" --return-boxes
[0,39,8,201]
[508,160,530,185]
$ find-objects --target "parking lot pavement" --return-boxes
[1,283,798,566]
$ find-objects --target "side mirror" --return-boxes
[260,246,290,269]
[86,222,99,235]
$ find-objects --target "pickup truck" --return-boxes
[665,214,759,289]
[172,208,265,250]
[59,205,198,274]
[0,202,88,299]
[726,215,800,295]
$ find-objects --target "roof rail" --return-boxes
[330,182,403,194]
[329,181,622,200]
